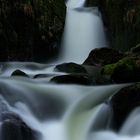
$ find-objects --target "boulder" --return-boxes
[55,62,87,74]
[83,48,124,66]
[50,74,94,85]
[109,83,140,130]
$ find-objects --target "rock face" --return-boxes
[98,0,140,51]
[83,48,124,66]
[0,0,66,62]
[110,83,140,130]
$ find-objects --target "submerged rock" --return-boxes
[83,48,124,66]
[55,62,87,74]
[11,70,29,77]
[0,112,40,140]
[109,83,140,130]
[50,74,94,85]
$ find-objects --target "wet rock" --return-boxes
[83,48,124,66]
[55,62,87,74]
[50,74,94,85]
[11,70,29,77]
[109,83,140,130]
[1,112,40,140]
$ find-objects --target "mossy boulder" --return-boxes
[102,57,140,83]
[55,62,87,74]
[83,48,124,66]
[109,83,140,130]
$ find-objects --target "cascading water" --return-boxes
[0,78,130,140]
[0,0,139,140]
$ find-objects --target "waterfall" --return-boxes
[58,0,107,64]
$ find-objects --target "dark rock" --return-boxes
[50,74,94,85]
[1,112,40,140]
[109,83,140,130]
[11,70,29,77]
[55,62,87,74]
[83,48,124,66]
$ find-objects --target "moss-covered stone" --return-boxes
[102,57,135,74]
[102,56,140,83]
